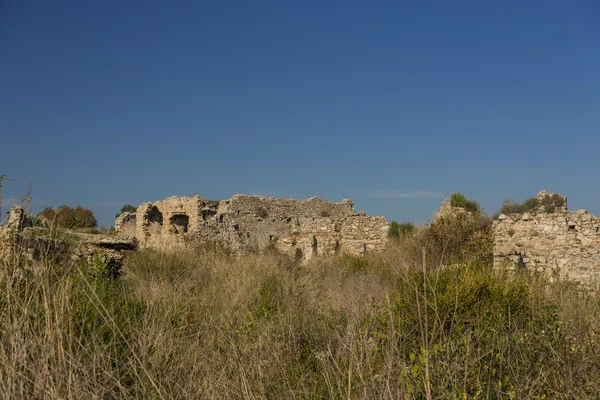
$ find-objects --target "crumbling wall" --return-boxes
[1,206,137,272]
[117,194,390,260]
[115,212,136,236]
[493,191,600,283]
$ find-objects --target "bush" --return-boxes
[497,193,566,218]
[423,212,493,267]
[116,204,137,218]
[388,221,415,240]
[450,192,480,213]
[38,205,98,229]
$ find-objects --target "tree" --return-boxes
[38,205,97,229]
[75,206,98,228]
[56,205,77,229]
[116,204,137,218]
[0,175,13,224]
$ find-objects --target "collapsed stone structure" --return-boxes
[115,195,390,260]
[493,191,600,283]
[1,206,137,271]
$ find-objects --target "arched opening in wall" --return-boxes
[148,206,163,225]
[170,214,189,234]
[294,248,303,262]
[334,240,340,254]
[147,206,163,234]
[311,235,318,257]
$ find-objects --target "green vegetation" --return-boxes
[116,204,137,218]
[450,192,480,212]
[38,205,98,229]
[497,193,566,218]
[388,221,415,240]
[1,212,600,398]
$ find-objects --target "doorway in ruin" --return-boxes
[147,206,163,234]
[170,214,189,234]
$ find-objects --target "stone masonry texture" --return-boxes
[116,195,390,261]
[493,191,600,283]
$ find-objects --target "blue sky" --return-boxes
[1,1,599,228]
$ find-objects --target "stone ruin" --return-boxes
[494,190,600,283]
[115,195,390,261]
[1,206,137,272]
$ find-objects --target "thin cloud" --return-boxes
[370,191,442,199]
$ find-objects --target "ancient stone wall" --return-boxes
[493,191,600,283]
[117,194,390,260]
[115,212,136,237]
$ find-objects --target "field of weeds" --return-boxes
[1,215,600,399]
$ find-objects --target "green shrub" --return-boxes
[116,204,137,218]
[450,192,480,212]
[423,212,493,267]
[497,193,565,218]
[369,263,571,398]
[388,221,415,240]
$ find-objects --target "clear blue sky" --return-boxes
[1,1,599,228]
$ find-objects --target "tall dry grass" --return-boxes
[1,225,600,399]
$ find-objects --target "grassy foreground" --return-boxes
[1,236,600,399]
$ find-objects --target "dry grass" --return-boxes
[1,230,600,399]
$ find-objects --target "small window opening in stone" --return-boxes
[312,235,318,257]
[247,232,250,238]
[170,214,189,234]
[148,206,163,226]
[334,240,340,254]
[294,248,303,262]
[568,225,575,231]
[201,209,217,221]
[269,235,273,241]
[596,227,599,233]
[219,214,224,223]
